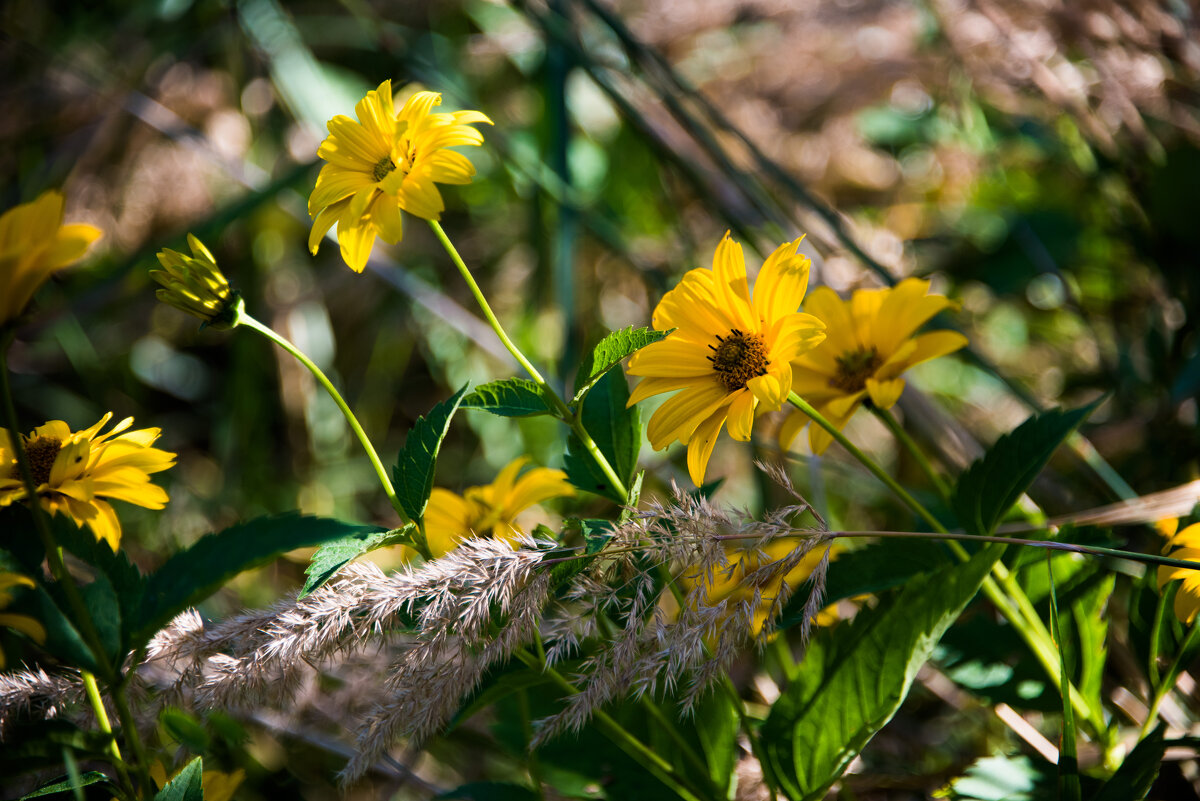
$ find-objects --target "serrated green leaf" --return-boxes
[953,399,1103,535]
[1091,724,1165,801]
[393,386,468,520]
[572,326,668,399]
[7,580,99,674]
[301,524,416,598]
[129,514,385,644]
[762,546,1002,800]
[153,756,203,801]
[19,771,111,799]
[563,370,639,503]
[462,378,554,418]
[78,572,121,667]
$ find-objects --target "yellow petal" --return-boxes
[752,237,811,323]
[687,410,727,486]
[725,390,756,442]
[646,383,730,448]
[865,377,905,409]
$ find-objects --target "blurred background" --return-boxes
[2,0,1199,795]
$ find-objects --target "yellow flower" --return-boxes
[308,80,492,273]
[781,277,967,455]
[0,190,102,326]
[0,413,176,549]
[150,234,243,328]
[1158,522,1200,624]
[0,572,46,670]
[627,234,827,485]
[424,457,574,558]
[691,539,839,636]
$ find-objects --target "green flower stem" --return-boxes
[1139,619,1200,741]
[238,315,412,527]
[787,392,1099,730]
[0,342,145,797]
[870,405,951,500]
[514,648,711,801]
[428,220,629,501]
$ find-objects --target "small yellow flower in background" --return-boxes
[0,190,102,327]
[150,762,245,801]
[690,540,840,636]
[150,234,243,329]
[0,413,176,549]
[308,80,493,273]
[627,233,827,485]
[780,277,968,455]
[423,456,574,558]
[1158,522,1200,624]
[0,572,46,669]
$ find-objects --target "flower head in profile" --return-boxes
[0,572,45,669]
[308,80,492,273]
[1158,522,1200,624]
[1,190,102,326]
[781,278,967,455]
[627,234,827,485]
[423,457,574,558]
[0,413,176,549]
[150,234,243,329]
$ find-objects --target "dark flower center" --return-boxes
[20,437,62,486]
[830,347,882,393]
[708,329,769,392]
[372,156,397,182]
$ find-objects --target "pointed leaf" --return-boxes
[1090,724,1165,801]
[19,771,111,799]
[953,399,1102,535]
[564,370,639,503]
[129,514,386,643]
[572,326,668,399]
[393,385,468,520]
[762,546,1003,800]
[462,378,554,418]
[153,756,203,801]
[301,524,416,597]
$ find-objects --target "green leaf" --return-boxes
[572,326,668,400]
[160,707,211,752]
[19,771,111,799]
[762,546,1003,800]
[1090,724,1165,801]
[129,514,385,643]
[448,668,556,732]
[953,399,1102,535]
[778,536,948,630]
[693,690,739,796]
[79,572,121,666]
[7,579,99,674]
[153,756,203,801]
[393,386,468,520]
[462,378,554,418]
[300,524,416,597]
[563,370,639,504]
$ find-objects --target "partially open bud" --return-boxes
[150,234,243,329]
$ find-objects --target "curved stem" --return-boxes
[428,220,628,501]
[81,671,132,792]
[788,392,1100,731]
[239,314,410,527]
[1139,619,1200,741]
[871,405,951,501]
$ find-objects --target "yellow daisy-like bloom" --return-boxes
[0,571,46,670]
[781,277,968,455]
[691,539,840,637]
[150,234,243,329]
[423,456,574,559]
[0,413,176,549]
[627,234,827,486]
[308,80,492,273]
[1158,522,1200,624]
[0,190,102,326]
